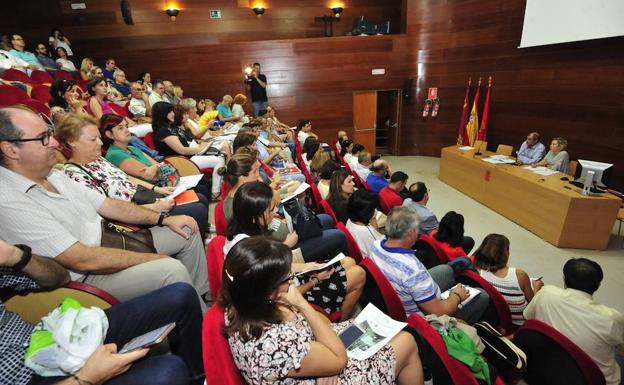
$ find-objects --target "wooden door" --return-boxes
[353,91,377,154]
[387,90,402,155]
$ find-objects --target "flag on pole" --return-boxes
[465,78,481,146]
[477,76,492,141]
[457,78,471,145]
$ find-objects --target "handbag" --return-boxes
[282,197,322,242]
[100,220,156,253]
[156,162,180,187]
[473,321,527,383]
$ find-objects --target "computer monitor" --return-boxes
[575,159,613,187]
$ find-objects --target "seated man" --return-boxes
[216,94,239,123]
[128,81,152,118]
[366,159,392,193]
[524,258,624,385]
[112,69,131,98]
[369,206,489,323]
[297,120,318,147]
[0,239,204,385]
[34,43,59,71]
[379,171,408,212]
[148,80,166,107]
[516,132,545,165]
[9,34,43,71]
[0,107,208,307]
[102,58,116,80]
[353,151,373,181]
[0,49,31,74]
[163,80,179,105]
[403,182,438,234]
[336,130,348,153]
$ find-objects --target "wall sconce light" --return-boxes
[331,7,344,18]
[166,8,180,21]
[252,7,265,17]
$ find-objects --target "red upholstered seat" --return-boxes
[23,99,51,117]
[416,233,450,264]
[258,160,274,177]
[54,70,74,80]
[361,180,372,191]
[360,257,406,321]
[206,235,227,302]
[514,319,606,385]
[30,84,52,104]
[30,70,54,84]
[214,200,227,237]
[2,68,33,83]
[143,132,156,150]
[108,102,129,118]
[0,84,29,105]
[335,222,363,263]
[320,199,339,224]
[202,305,248,385]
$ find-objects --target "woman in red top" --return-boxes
[432,211,475,260]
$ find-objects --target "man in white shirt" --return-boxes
[0,49,30,74]
[353,151,373,181]
[0,107,209,308]
[148,80,166,106]
[128,82,151,118]
[524,258,624,385]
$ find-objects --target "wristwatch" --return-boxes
[12,244,32,271]
[157,212,170,227]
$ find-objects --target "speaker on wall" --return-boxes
[121,0,134,25]
[403,78,413,99]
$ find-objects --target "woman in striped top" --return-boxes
[473,234,543,326]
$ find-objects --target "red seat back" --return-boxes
[30,84,52,104]
[351,170,364,188]
[417,234,450,264]
[258,160,274,177]
[143,132,156,150]
[30,70,54,84]
[54,70,74,80]
[23,99,51,117]
[361,180,372,191]
[320,199,339,224]
[202,305,248,385]
[335,222,364,263]
[109,102,129,118]
[2,68,33,83]
[514,319,605,385]
[207,235,227,302]
[407,314,481,385]
[215,200,228,236]
[124,100,133,118]
[455,270,513,336]
[294,134,302,155]
[220,182,230,198]
[360,257,406,321]
[0,84,29,105]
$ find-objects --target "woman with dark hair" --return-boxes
[339,139,353,158]
[57,113,210,237]
[86,76,135,125]
[433,211,475,257]
[225,184,363,320]
[49,78,87,115]
[152,101,225,200]
[317,159,341,199]
[327,169,356,223]
[55,47,76,72]
[221,236,423,385]
[347,143,365,168]
[137,71,152,94]
[346,189,384,256]
[301,137,319,169]
[474,234,543,326]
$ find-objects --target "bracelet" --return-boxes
[12,244,32,271]
[151,185,156,191]
[452,292,462,303]
[73,375,95,385]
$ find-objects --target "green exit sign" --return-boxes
[210,10,221,18]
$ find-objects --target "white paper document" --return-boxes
[296,253,346,276]
[441,285,481,309]
[458,146,474,151]
[523,166,559,176]
[339,304,406,360]
[482,155,516,164]
[280,182,310,203]
[169,174,203,198]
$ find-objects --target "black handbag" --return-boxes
[282,198,322,242]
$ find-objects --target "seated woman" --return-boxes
[137,71,152,94]
[532,136,569,174]
[231,93,250,125]
[473,234,543,326]
[55,47,76,72]
[327,170,356,223]
[227,181,348,264]
[180,98,231,158]
[346,189,385,257]
[317,159,341,199]
[340,139,354,162]
[348,143,365,169]
[85,77,134,126]
[49,78,88,115]
[56,113,210,237]
[79,57,93,82]
[432,211,475,258]
[225,185,363,319]
[152,101,225,200]
[221,236,423,384]
[100,114,210,197]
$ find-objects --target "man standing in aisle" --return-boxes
[246,62,268,117]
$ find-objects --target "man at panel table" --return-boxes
[515,132,546,166]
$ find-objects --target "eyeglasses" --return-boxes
[0,126,54,146]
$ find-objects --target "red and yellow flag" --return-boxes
[477,77,492,141]
[457,78,471,145]
[465,78,481,146]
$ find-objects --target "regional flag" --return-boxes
[477,77,492,141]
[457,79,471,145]
[465,83,481,146]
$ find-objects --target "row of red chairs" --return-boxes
[2,67,79,85]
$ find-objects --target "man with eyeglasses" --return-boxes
[128,81,151,118]
[0,106,210,308]
[9,34,43,70]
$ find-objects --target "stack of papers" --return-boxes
[441,285,481,309]
[523,166,559,176]
[481,155,516,164]
[169,174,203,199]
[458,146,474,151]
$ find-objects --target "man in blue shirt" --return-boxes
[9,34,43,70]
[102,58,116,80]
[366,159,391,192]
[516,132,546,165]
[216,95,239,123]
[112,69,131,97]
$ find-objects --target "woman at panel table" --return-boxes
[532,137,569,174]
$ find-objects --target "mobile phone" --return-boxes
[339,324,365,349]
[118,323,176,354]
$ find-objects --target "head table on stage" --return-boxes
[439,145,621,250]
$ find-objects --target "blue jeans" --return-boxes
[428,264,490,324]
[32,283,204,385]
[252,100,269,117]
[298,214,349,262]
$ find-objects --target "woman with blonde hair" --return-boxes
[174,86,184,100]
[80,57,93,81]
[532,137,569,173]
[231,94,249,124]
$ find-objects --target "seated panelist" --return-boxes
[532,137,569,174]
[515,132,545,165]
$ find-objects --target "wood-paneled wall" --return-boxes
[3,0,624,189]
